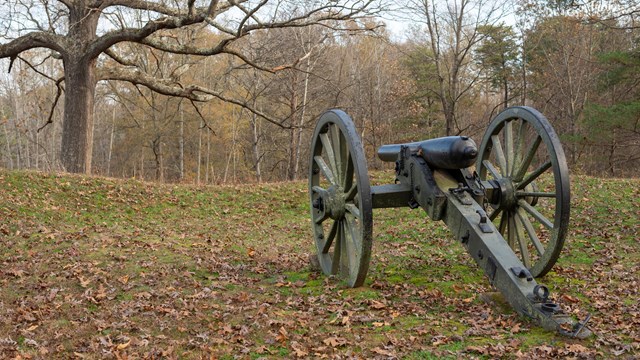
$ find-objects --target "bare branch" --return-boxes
[189,100,217,134]
[101,0,187,17]
[103,48,138,67]
[0,32,67,66]
[98,65,292,129]
[88,15,206,59]
[139,34,231,56]
[39,77,65,133]
[58,0,73,8]
[221,48,277,73]
[17,55,59,81]
[235,0,269,36]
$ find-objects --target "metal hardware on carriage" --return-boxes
[308,107,592,338]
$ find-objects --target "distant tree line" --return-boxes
[1,0,639,181]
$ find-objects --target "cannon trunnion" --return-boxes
[308,106,591,338]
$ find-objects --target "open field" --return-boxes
[0,169,638,359]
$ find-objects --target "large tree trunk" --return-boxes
[60,4,99,174]
[61,57,97,173]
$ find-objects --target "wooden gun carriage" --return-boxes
[308,106,591,337]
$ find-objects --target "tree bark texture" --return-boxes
[61,57,97,173]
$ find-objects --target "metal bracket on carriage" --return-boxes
[448,182,474,205]
[475,209,493,233]
[530,285,594,339]
[510,266,533,282]
[551,312,593,339]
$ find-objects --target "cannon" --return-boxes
[308,106,591,338]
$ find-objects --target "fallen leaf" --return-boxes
[78,277,91,288]
[276,327,288,344]
[116,339,131,350]
[372,346,396,356]
[370,300,386,310]
[561,294,580,303]
[291,342,308,358]
[323,336,348,347]
[466,345,487,354]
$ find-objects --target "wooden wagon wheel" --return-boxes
[309,110,373,288]
[477,106,570,278]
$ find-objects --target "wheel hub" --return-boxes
[314,185,346,220]
[493,178,518,211]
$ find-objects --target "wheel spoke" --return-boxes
[338,130,349,186]
[331,220,343,274]
[516,208,545,256]
[491,135,508,175]
[507,212,516,248]
[322,220,339,253]
[498,212,507,234]
[314,156,336,185]
[320,133,339,181]
[345,184,358,201]
[513,119,526,177]
[513,135,541,182]
[512,215,531,268]
[345,203,361,219]
[340,220,350,275]
[343,150,354,191]
[518,199,553,230]
[518,160,552,190]
[313,210,326,224]
[505,120,514,176]
[489,207,502,221]
[330,125,344,183]
[344,213,361,273]
[311,185,326,194]
[482,160,502,179]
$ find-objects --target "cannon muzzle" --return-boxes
[377,136,478,169]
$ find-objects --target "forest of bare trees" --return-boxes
[1,0,639,182]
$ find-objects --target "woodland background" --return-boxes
[1,0,639,183]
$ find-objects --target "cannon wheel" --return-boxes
[309,110,373,288]
[477,106,570,278]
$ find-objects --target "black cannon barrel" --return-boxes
[377,136,478,169]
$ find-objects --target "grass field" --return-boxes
[0,169,638,359]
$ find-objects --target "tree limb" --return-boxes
[103,48,138,67]
[88,14,208,59]
[100,0,188,17]
[39,77,65,133]
[189,100,217,135]
[98,65,292,129]
[0,32,67,65]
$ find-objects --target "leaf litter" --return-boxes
[0,170,638,358]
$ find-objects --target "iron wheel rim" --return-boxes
[309,109,373,288]
[477,106,570,277]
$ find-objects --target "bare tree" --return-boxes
[404,0,505,135]
[0,0,380,174]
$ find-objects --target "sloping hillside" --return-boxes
[0,170,638,358]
